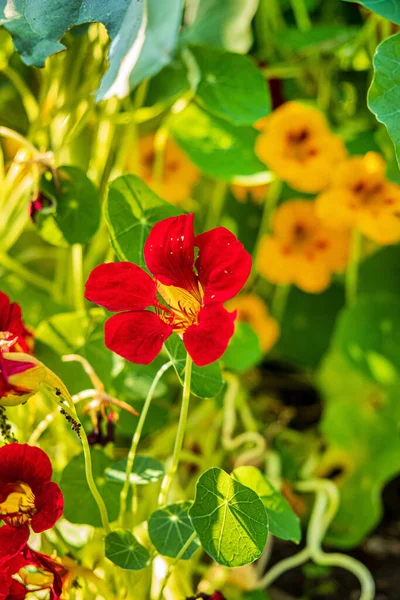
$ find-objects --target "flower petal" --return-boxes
[195,227,252,304]
[85,262,156,311]
[183,304,237,366]
[0,444,52,490]
[0,525,29,563]
[31,481,64,533]
[105,311,172,365]
[144,214,199,294]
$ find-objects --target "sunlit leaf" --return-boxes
[105,456,164,485]
[105,529,150,570]
[189,467,269,567]
[148,501,200,559]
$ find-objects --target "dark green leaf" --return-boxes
[146,60,190,106]
[189,45,270,126]
[165,334,224,399]
[359,246,400,296]
[344,0,400,23]
[148,501,200,559]
[60,449,122,527]
[222,322,262,372]
[105,456,164,485]
[182,0,258,53]
[335,294,400,386]
[105,529,150,570]
[368,33,400,164]
[105,175,181,268]
[189,467,269,567]
[170,103,266,180]
[37,166,100,246]
[232,466,301,543]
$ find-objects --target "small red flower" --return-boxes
[0,292,33,353]
[0,545,62,600]
[0,444,64,563]
[85,214,252,366]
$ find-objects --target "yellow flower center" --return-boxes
[0,481,37,526]
[18,565,55,590]
[157,282,203,334]
[286,128,318,162]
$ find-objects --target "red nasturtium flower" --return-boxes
[0,292,33,353]
[85,214,252,366]
[0,444,64,563]
[0,545,63,600]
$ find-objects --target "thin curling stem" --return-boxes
[157,531,198,600]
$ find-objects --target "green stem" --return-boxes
[253,178,282,263]
[71,244,85,311]
[204,180,227,231]
[257,547,311,588]
[0,126,39,156]
[271,283,290,323]
[119,361,173,525]
[345,228,362,306]
[3,67,40,123]
[158,354,193,506]
[157,531,198,600]
[0,251,53,293]
[290,0,312,32]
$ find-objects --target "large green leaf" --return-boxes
[170,103,266,180]
[343,0,400,23]
[368,33,400,164]
[128,0,182,90]
[60,449,123,527]
[0,1,146,101]
[232,466,301,543]
[359,246,400,296]
[105,530,150,570]
[318,350,400,548]
[189,467,269,567]
[36,166,100,246]
[335,294,400,386]
[182,0,259,54]
[222,322,262,372]
[105,456,164,486]
[189,45,270,126]
[148,501,200,559]
[165,334,224,399]
[105,175,181,268]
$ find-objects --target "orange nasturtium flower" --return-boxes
[316,152,400,245]
[134,134,200,204]
[255,102,347,193]
[231,183,269,204]
[226,294,279,352]
[257,200,350,293]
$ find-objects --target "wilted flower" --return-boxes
[85,214,252,366]
[255,102,347,193]
[0,443,64,563]
[316,152,400,244]
[257,200,349,293]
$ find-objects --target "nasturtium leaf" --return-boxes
[368,33,400,164]
[0,1,146,101]
[189,467,269,567]
[105,456,164,486]
[170,104,266,180]
[146,60,190,106]
[189,45,270,126]
[232,466,301,543]
[318,350,400,548]
[277,283,345,369]
[335,294,400,386]
[343,0,400,23]
[60,450,123,527]
[148,501,200,559]
[105,175,181,268]
[129,0,182,90]
[165,334,224,399]
[358,246,400,297]
[222,322,262,372]
[182,0,258,54]
[105,530,150,570]
[36,166,100,246]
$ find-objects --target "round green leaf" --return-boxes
[105,175,181,268]
[335,294,400,386]
[148,501,200,559]
[60,450,122,527]
[165,334,224,398]
[190,45,270,126]
[37,166,100,246]
[222,322,262,372]
[189,467,269,567]
[105,530,150,570]
[170,103,267,180]
[348,0,400,23]
[232,466,301,543]
[105,456,164,485]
